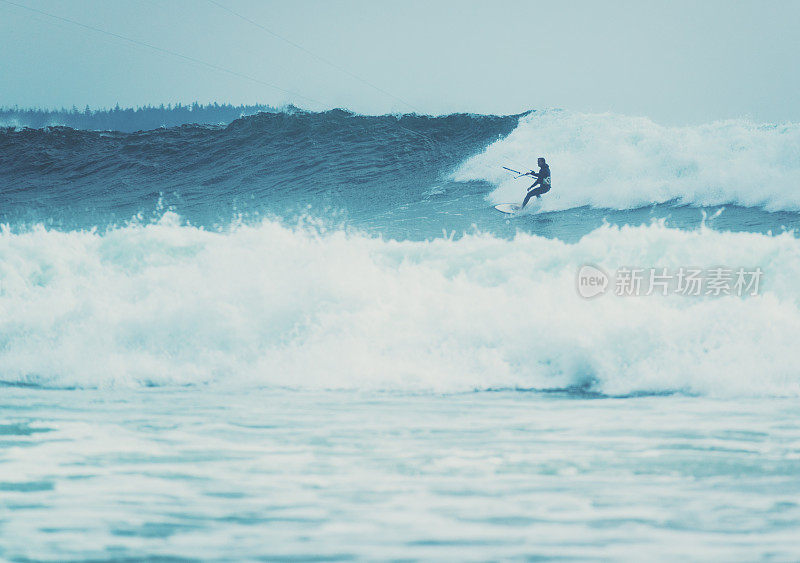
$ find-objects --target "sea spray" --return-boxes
[1,214,799,396]
[455,109,800,211]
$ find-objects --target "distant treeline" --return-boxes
[0,102,283,132]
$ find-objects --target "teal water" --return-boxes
[4,107,800,560]
[2,388,800,561]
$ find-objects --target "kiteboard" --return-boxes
[494,203,521,214]
[494,200,541,215]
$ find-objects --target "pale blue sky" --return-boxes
[1,0,798,124]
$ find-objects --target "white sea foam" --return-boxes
[1,214,799,396]
[453,110,800,212]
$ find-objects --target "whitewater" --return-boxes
[2,108,800,560]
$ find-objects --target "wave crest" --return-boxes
[453,110,800,212]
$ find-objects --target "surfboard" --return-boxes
[494,203,521,214]
[494,200,542,215]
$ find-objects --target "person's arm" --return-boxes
[527,176,543,190]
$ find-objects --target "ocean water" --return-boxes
[2,108,800,560]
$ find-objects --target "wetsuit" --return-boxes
[522,163,551,208]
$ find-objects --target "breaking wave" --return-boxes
[455,109,800,212]
[1,214,799,397]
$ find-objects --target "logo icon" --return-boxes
[577,264,609,298]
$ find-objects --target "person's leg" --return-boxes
[522,186,546,207]
[522,189,537,208]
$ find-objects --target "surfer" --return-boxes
[521,157,551,208]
